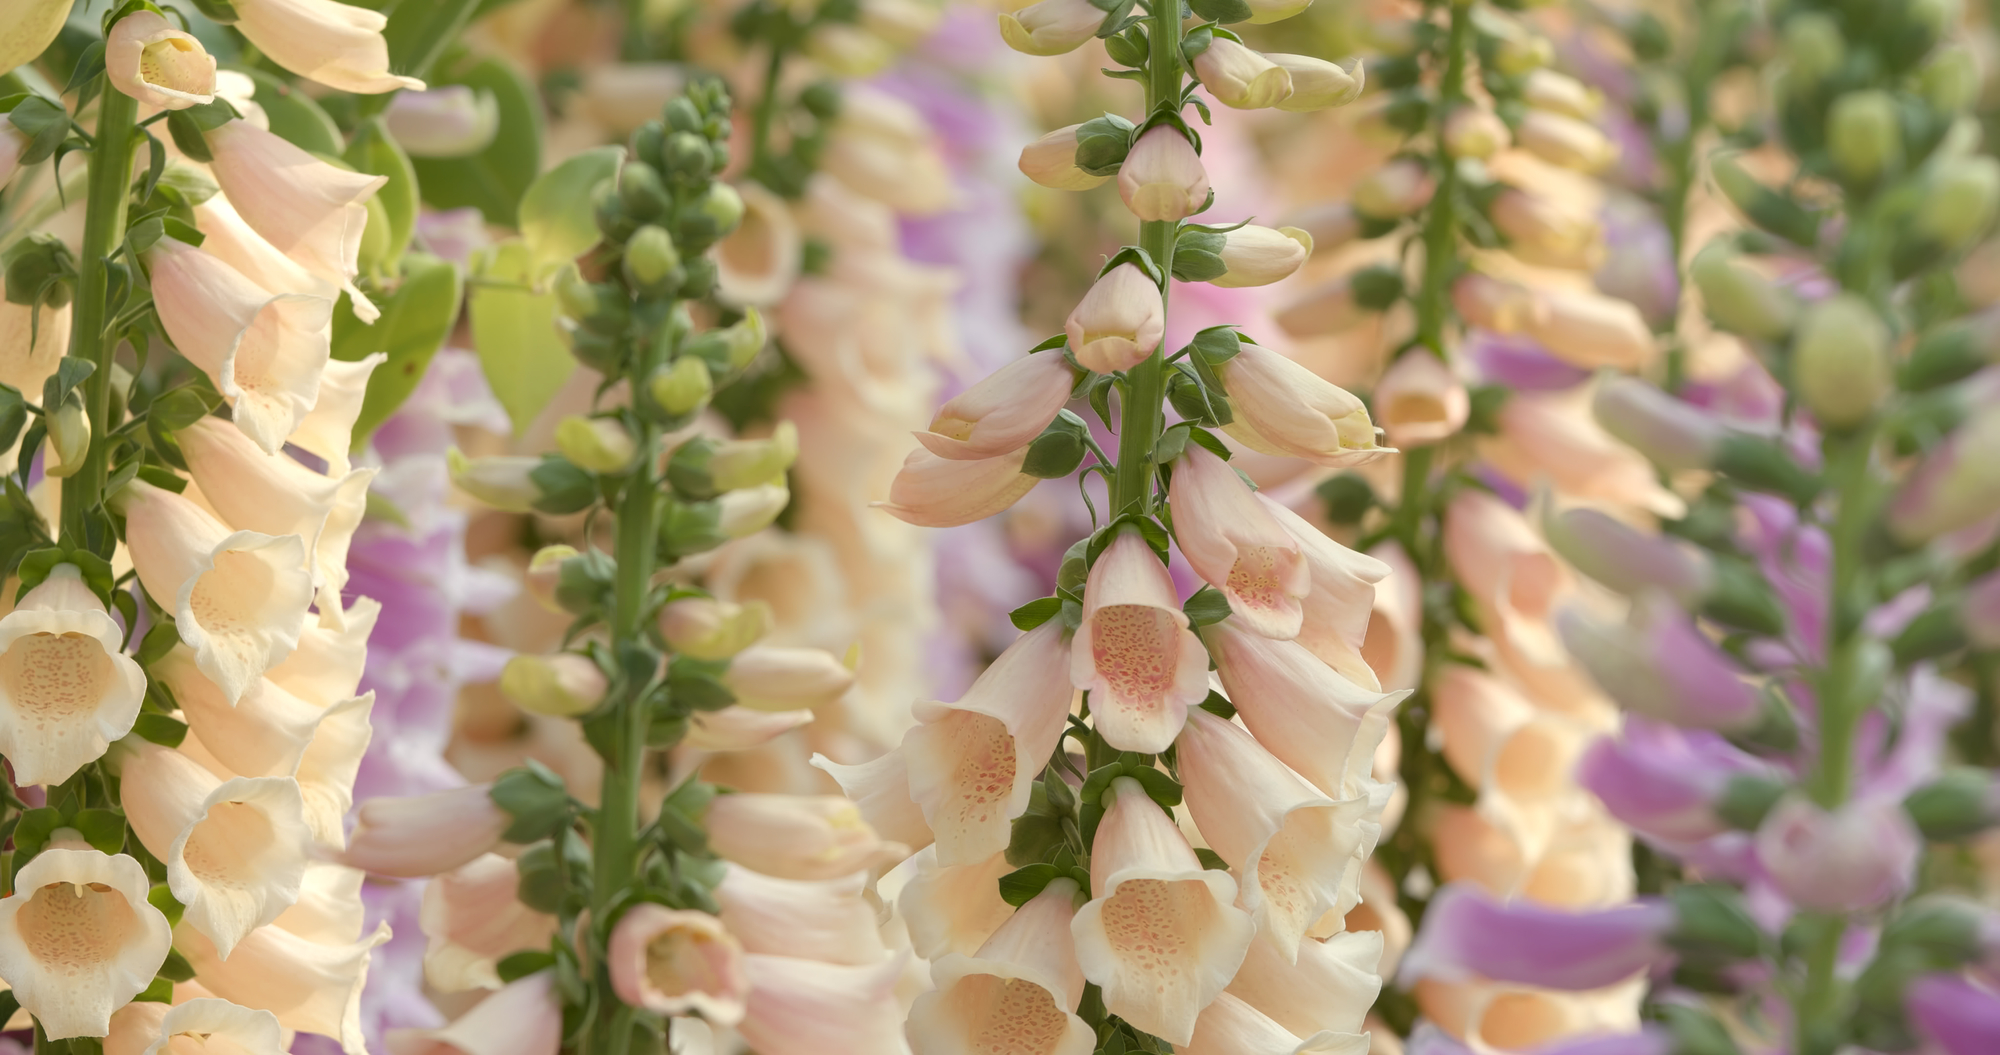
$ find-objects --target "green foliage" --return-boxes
[412,58,544,226]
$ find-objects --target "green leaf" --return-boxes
[412,57,544,226]
[166,109,213,163]
[344,120,419,274]
[1194,847,1230,871]
[470,240,574,433]
[490,761,574,844]
[667,656,736,712]
[997,863,1060,907]
[71,809,127,854]
[331,253,465,446]
[242,69,344,156]
[131,713,190,748]
[520,146,624,285]
[11,808,63,858]
[496,949,558,984]
[0,385,25,453]
[0,992,17,1031]
[157,947,197,983]
[1010,596,1063,631]
[1182,585,1232,627]
[384,0,485,83]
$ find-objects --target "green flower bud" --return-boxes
[631,120,668,171]
[556,415,638,474]
[1782,13,1843,88]
[1903,768,1999,841]
[1917,157,2000,252]
[664,97,703,134]
[447,449,542,512]
[650,356,714,416]
[1922,47,1981,114]
[500,653,607,717]
[44,396,89,479]
[1794,293,1892,430]
[619,161,671,220]
[722,307,767,370]
[1828,91,1904,185]
[594,184,637,242]
[699,183,745,236]
[556,268,630,334]
[709,421,798,492]
[623,224,682,292]
[663,130,713,180]
[1691,243,1798,342]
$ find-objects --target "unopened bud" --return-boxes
[1493,31,1553,76]
[1522,69,1599,119]
[1442,107,1510,159]
[623,225,682,291]
[556,269,629,333]
[998,0,1103,57]
[1917,158,2000,252]
[447,449,541,513]
[699,183,746,236]
[1793,293,1892,430]
[1690,243,1798,342]
[710,421,799,492]
[663,131,713,179]
[1828,91,1903,185]
[384,86,501,158]
[1544,506,1711,605]
[716,484,789,538]
[525,545,578,613]
[500,653,608,717]
[1904,768,2000,841]
[1212,225,1311,288]
[1066,263,1165,373]
[1118,126,1209,223]
[556,415,638,474]
[659,597,774,660]
[650,356,714,415]
[1921,47,1981,114]
[720,308,767,370]
[1783,13,1844,88]
[1591,379,1724,474]
[44,396,89,479]
[1018,124,1109,191]
[619,161,671,220]
[1517,110,1617,173]
[1490,188,1602,270]
[1352,158,1434,221]
[1193,39,1293,110]
[1268,54,1362,112]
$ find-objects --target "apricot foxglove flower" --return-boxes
[714,184,803,308]
[685,706,814,751]
[607,905,750,1024]
[107,11,217,110]
[1072,777,1256,1044]
[143,237,334,452]
[1170,445,1310,638]
[714,864,886,964]
[265,596,378,704]
[739,954,913,1055]
[231,0,425,95]
[1227,932,1384,1037]
[1066,263,1165,374]
[1257,494,1390,689]
[420,854,559,992]
[206,121,389,322]
[343,783,510,878]
[1184,993,1370,1055]
[721,645,854,712]
[1178,709,1376,960]
[1212,225,1313,288]
[119,739,312,956]
[1072,528,1210,753]
[193,194,339,304]
[0,849,172,1040]
[123,998,287,1055]
[898,848,1015,960]
[287,353,385,476]
[704,793,902,881]
[905,619,1076,864]
[1193,40,1293,110]
[1372,350,1470,448]
[878,446,1036,527]
[917,350,1078,460]
[176,916,392,1054]
[118,480,315,704]
[811,748,935,853]
[1517,110,1618,172]
[1120,127,1210,223]
[998,0,1103,57]
[1204,620,1404,799]
[908,878,1095,1055]
[1217,342,1383,466]
[385,970,563,1055]
[0,563,145,786]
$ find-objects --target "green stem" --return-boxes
[60,83,139,550]
[1412,1,1469,357]
[749,46,786,176]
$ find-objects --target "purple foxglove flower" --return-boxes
[1398,883,1674,991]
[1754,794,1921,912]
[1579,719,1771,849]
[1543,506,1711,604]
[1408,1023,1672,1055]
[1558,595,1764,731]
[1963,570,2000,648]
[1466,330,1592,391]
[1906,973,2000,1055]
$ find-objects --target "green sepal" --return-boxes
[1010,596,1064,631]
[1182,585,1232,627]
[490,761,575,844]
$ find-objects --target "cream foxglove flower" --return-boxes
[1369,349,1470,448]
[193,195,340,304]
[343,784,510,878]
[273,860,367,944]
[231,0,424,95]
[997,0,1102,56]
[1118,127,1210,223]
[908,878,1095,1055]
[714,863,886,965]
[144,238,334,452]
[267,596,379,702]
[0,849,172,1039]
[720,646,854,712]
[714,182,804,308]
[897,847,1014,960]
[1216,342,1383,467]
[1168,446,1310,639]
[1178,709,1375,961]
[811,748,934,852]
[1256,495,1390,691]
[1205,620,1403,798]
[739,954,912,1055]
[118,480,315,704]
[385,971,563,1055]
[177,416,374,614]
[1227,931,1384,1037]
[206,121,388,323]
[915,349,1078,461]
[1183,993,1370,1055]
[116,998,288,1055]
[905,619,1075,865]
[176,917,392,1055]
[1065,263,1165,374]
[106,10,216,110]
[703,793,902,881]
[1071,528,1209,754]
[119,739,312,956]
[1071,777,1255,1045]
[420,854,559,993]
[287,353,385,477]
[685,706,814,751]
[0,270,69,409]
[0,564,145,785]
[606,905,750,1024]
[878,446,1036,528]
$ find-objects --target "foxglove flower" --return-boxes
[1019,125,1111,191]
[231,0,424,94]
[1182,993,1369,1055]
[193,194,340,306]
[1268,54,1363,111]
[607,905,750,1024]
[1217,342,1383,465]
[899,848,1015,960]
[1169,445,1310,638]
[1556,597,1763,732]
[383,86,501,158]
[0,849,172,1039]
[1257,495,1391,689]
[1373,349,1469,447]
[384,971,562,1055]
[419,854,559,992]
[998,0,1104,57]
[288,353,385,476]
[1071,528,1210,753]
[1227,932,1384,1037]
[206,121,389,322]
[113,998,286,1055]
[811,749,935,852]
[878,446,1037,527]
[0,563,145,786]
[908,879,1095,1055]
[917,350,1077,460]
[106,10,216,110]
[1205,619,1404,798]
[1193,40,1294,109]
[177,917,393,1054]
[1212,225,1312,288]
[1120,127,1210,222]
[1755,794,1921,912]
[714,864,886,965]
[1399,884,1672,990]
[1066,263,1166,374]
[703,793,902,880]
[343,783,510,878]
[739,955,912,1055]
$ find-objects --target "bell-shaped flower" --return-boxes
[1072,528,1210,753]
[898,848,1015,960]
[918,350,1078,460]
[714,863,886,965]
[607,904,750,1024]
[1228,932,1383,1037]
[906,620,1076,864]
[1431,665,1587,804]
[0,267,69,410]
[1373,349,1469,447]
[704,793,903,881]
[1352,159,1434,221]
[143,237,334,451]
[1213,225,1312,288]
[1443,106,1511,159]
[811,749,935,852]
[1542,507,1709,606]
[0,563,146,785]
[206,121,389,322]
[268,860,366,947]
[1576,719,1767,849]
[420,854,559,992]
[1905,973,2000,1055]
[118,481,314,704]
[1169,446,1310,638]
[178,416,374,614]
[382,86,500,159]
[1120,126,1210,223]
[232,0,424,94]
[1556,597,1762,732]
[169,674,375,849]
[1441,490,1570,668]
[909,878,1095,1055]
[1194,39,1293,110]
[1218,342,1383,466]
[1257,495,1390,689]
[1072,777,1256,1044]
[385,971,563,1055]
[1183,993,1370,1055]
[1399,884,1672,991]
[1591,377,1725,474]
[119,739,312,956]
[686,706,814,751]
[287,353,384,476]
[1492,189,1604,272]
[193,194,340,306]
[1204,620,1404,799]
[721,645,854,712]
[739,954,913,1055]
[1019,125,1109,191]
[343,784,510,878]
[107,10,216,110]
[0,849,172,1039]
[1524,289,1653,371]
[997,0,1103,56]
[1178,709,1375,960]
[878,446,1036,527]
[1756,794,1921,912]
[821,88,957,216]
[119,998,287,1055]
[266,596,378,704]
[1066,263,1166,374]
[177,917,393,1054]
[715,183,804,308]
[1270,55,1363,110]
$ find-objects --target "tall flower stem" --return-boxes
[60,82,138,549]
[1411,0,1468,359]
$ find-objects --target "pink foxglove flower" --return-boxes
[738,954,913,1055]
[1065,263,1165,374]
[878,446,1037,527]
[703,793,903,881]
[917,349,1078,460]
[606,905,750,1024]
[343,784,510,878]
[908,878,1096,1055]
[1398,884,1672,991]
[714,864,887,965]
[177,917,393,1054]
[143,237,334,452]
[419,854,559,992]
[1169,445,1310,638]
[0,849,172,1040]
[1556,596,1763,732]
[1071,528,1210,753]
[231,0,424,95]
[1372,350,1470,448]
[1119,127,1210,223]
[811,748,935,852]
[1217,342,1383,466]
[106,10,216,110]
[1204,620,1404,799]
[1755,794,1921,912]
[1071,777,1255,1044]
[384,971,563,1055]
[1256,494,1391,689]
[0,563,145,785]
